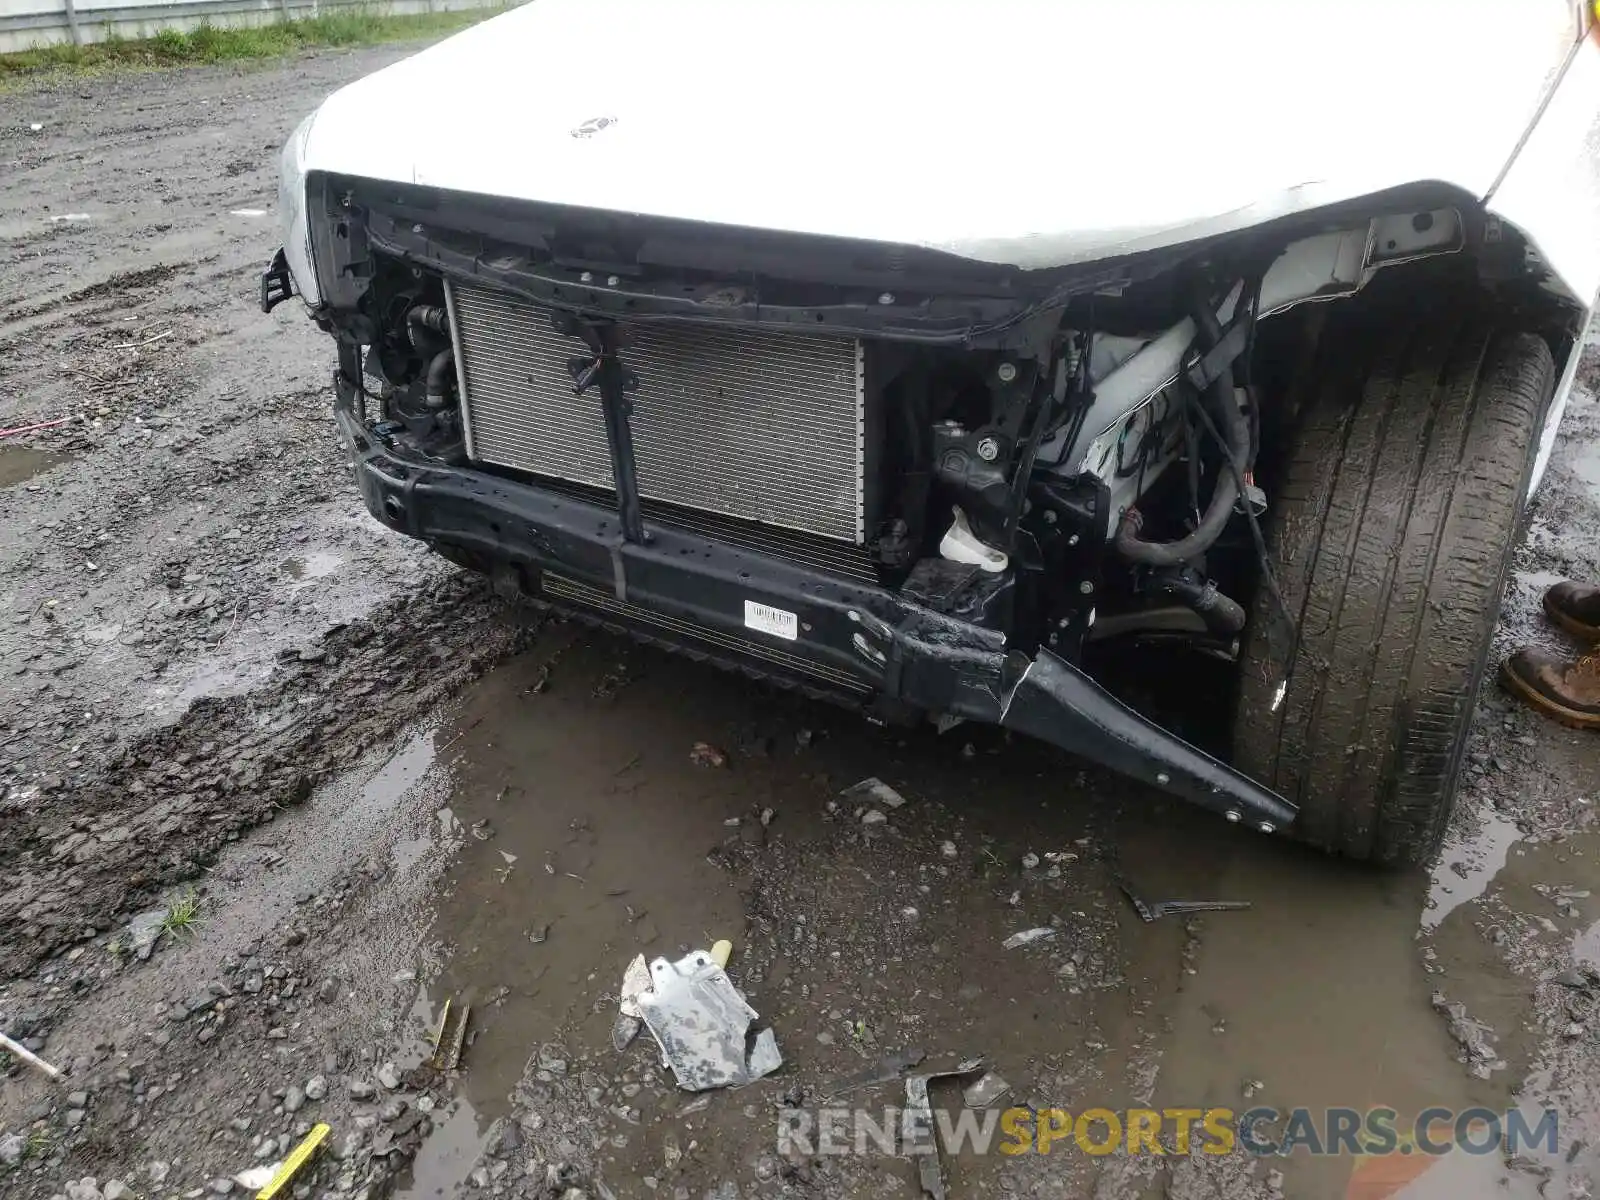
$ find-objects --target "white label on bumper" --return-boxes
[744,600,798,642]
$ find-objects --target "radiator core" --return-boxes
[447,281,867,544]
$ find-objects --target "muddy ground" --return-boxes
[4,44,1600,1200]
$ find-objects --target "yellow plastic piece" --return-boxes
[255,1122,330,1200]
[710,940,733,968]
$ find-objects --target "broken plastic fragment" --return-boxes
[1002,927,1056,949]
[840,777,907,808]
[233,1164,278,1191]
[636,949,782,1090]
[962,1071,1011,1108]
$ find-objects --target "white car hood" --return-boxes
[303,0,1579,271]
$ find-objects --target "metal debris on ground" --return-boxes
[613,953,653,1051]
[962,1071,1012,1109]
[1002,927,1056,949]
[251,1122,329,1200]
[523,662,552,694]
[430,998,471,1071]
[823,1048,927,1098]
[840,776,907,807]
[903,1059,986,1200]
[1119,880,1251,922]
[634,949,783,1091]
[0,1030,63,1081]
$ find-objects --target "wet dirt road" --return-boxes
[3,41,1600,1200]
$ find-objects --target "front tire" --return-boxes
[1235,300,1555,864]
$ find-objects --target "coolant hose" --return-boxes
[424,348,455,408]
[1113,283,1250,566]
[1157,577,1247,635]
[407,304,449,343]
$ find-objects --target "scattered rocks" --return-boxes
[348,1079,377,1101]
[1431,992,1502,1078]
[0,1133,24,1165]
[283,1085,306,1113]
[377,1062,401,1090]
[860,809,888,827]
[485,1116,522,1157]
[124,908,167,960]
[304,1075,327,1101]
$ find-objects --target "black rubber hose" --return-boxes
[424,347,455,408]
[1113,282,1250,566]
[407,304,448,335]
[1157,576,1247,635]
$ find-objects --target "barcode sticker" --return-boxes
[744,600,798,642]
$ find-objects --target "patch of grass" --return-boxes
[160,885,202,937]
[0,7,502,80]
[22,1127,54,1161]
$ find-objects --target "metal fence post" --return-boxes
[62,0,81,45]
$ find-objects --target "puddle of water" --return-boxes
[403,627,1123,1199]
[228,728,442,927]
[396,1096,487,1200]
[280,550,343,592]
[388,617,1600,1200]
[394,806,462,875]
[0,444,69,488]
[1122,812,1483,1200]
[1422,811,1523,932]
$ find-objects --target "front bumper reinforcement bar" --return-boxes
[331,372,1296,833]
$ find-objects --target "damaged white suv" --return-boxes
[264,0,1600,863]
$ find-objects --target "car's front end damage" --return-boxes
[273,178,1484,838]
[263,0,1600,849]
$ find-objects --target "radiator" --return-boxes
[446,281,867,544]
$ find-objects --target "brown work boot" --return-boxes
[1544,580,1600,641]
[1500,646,1600,729]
